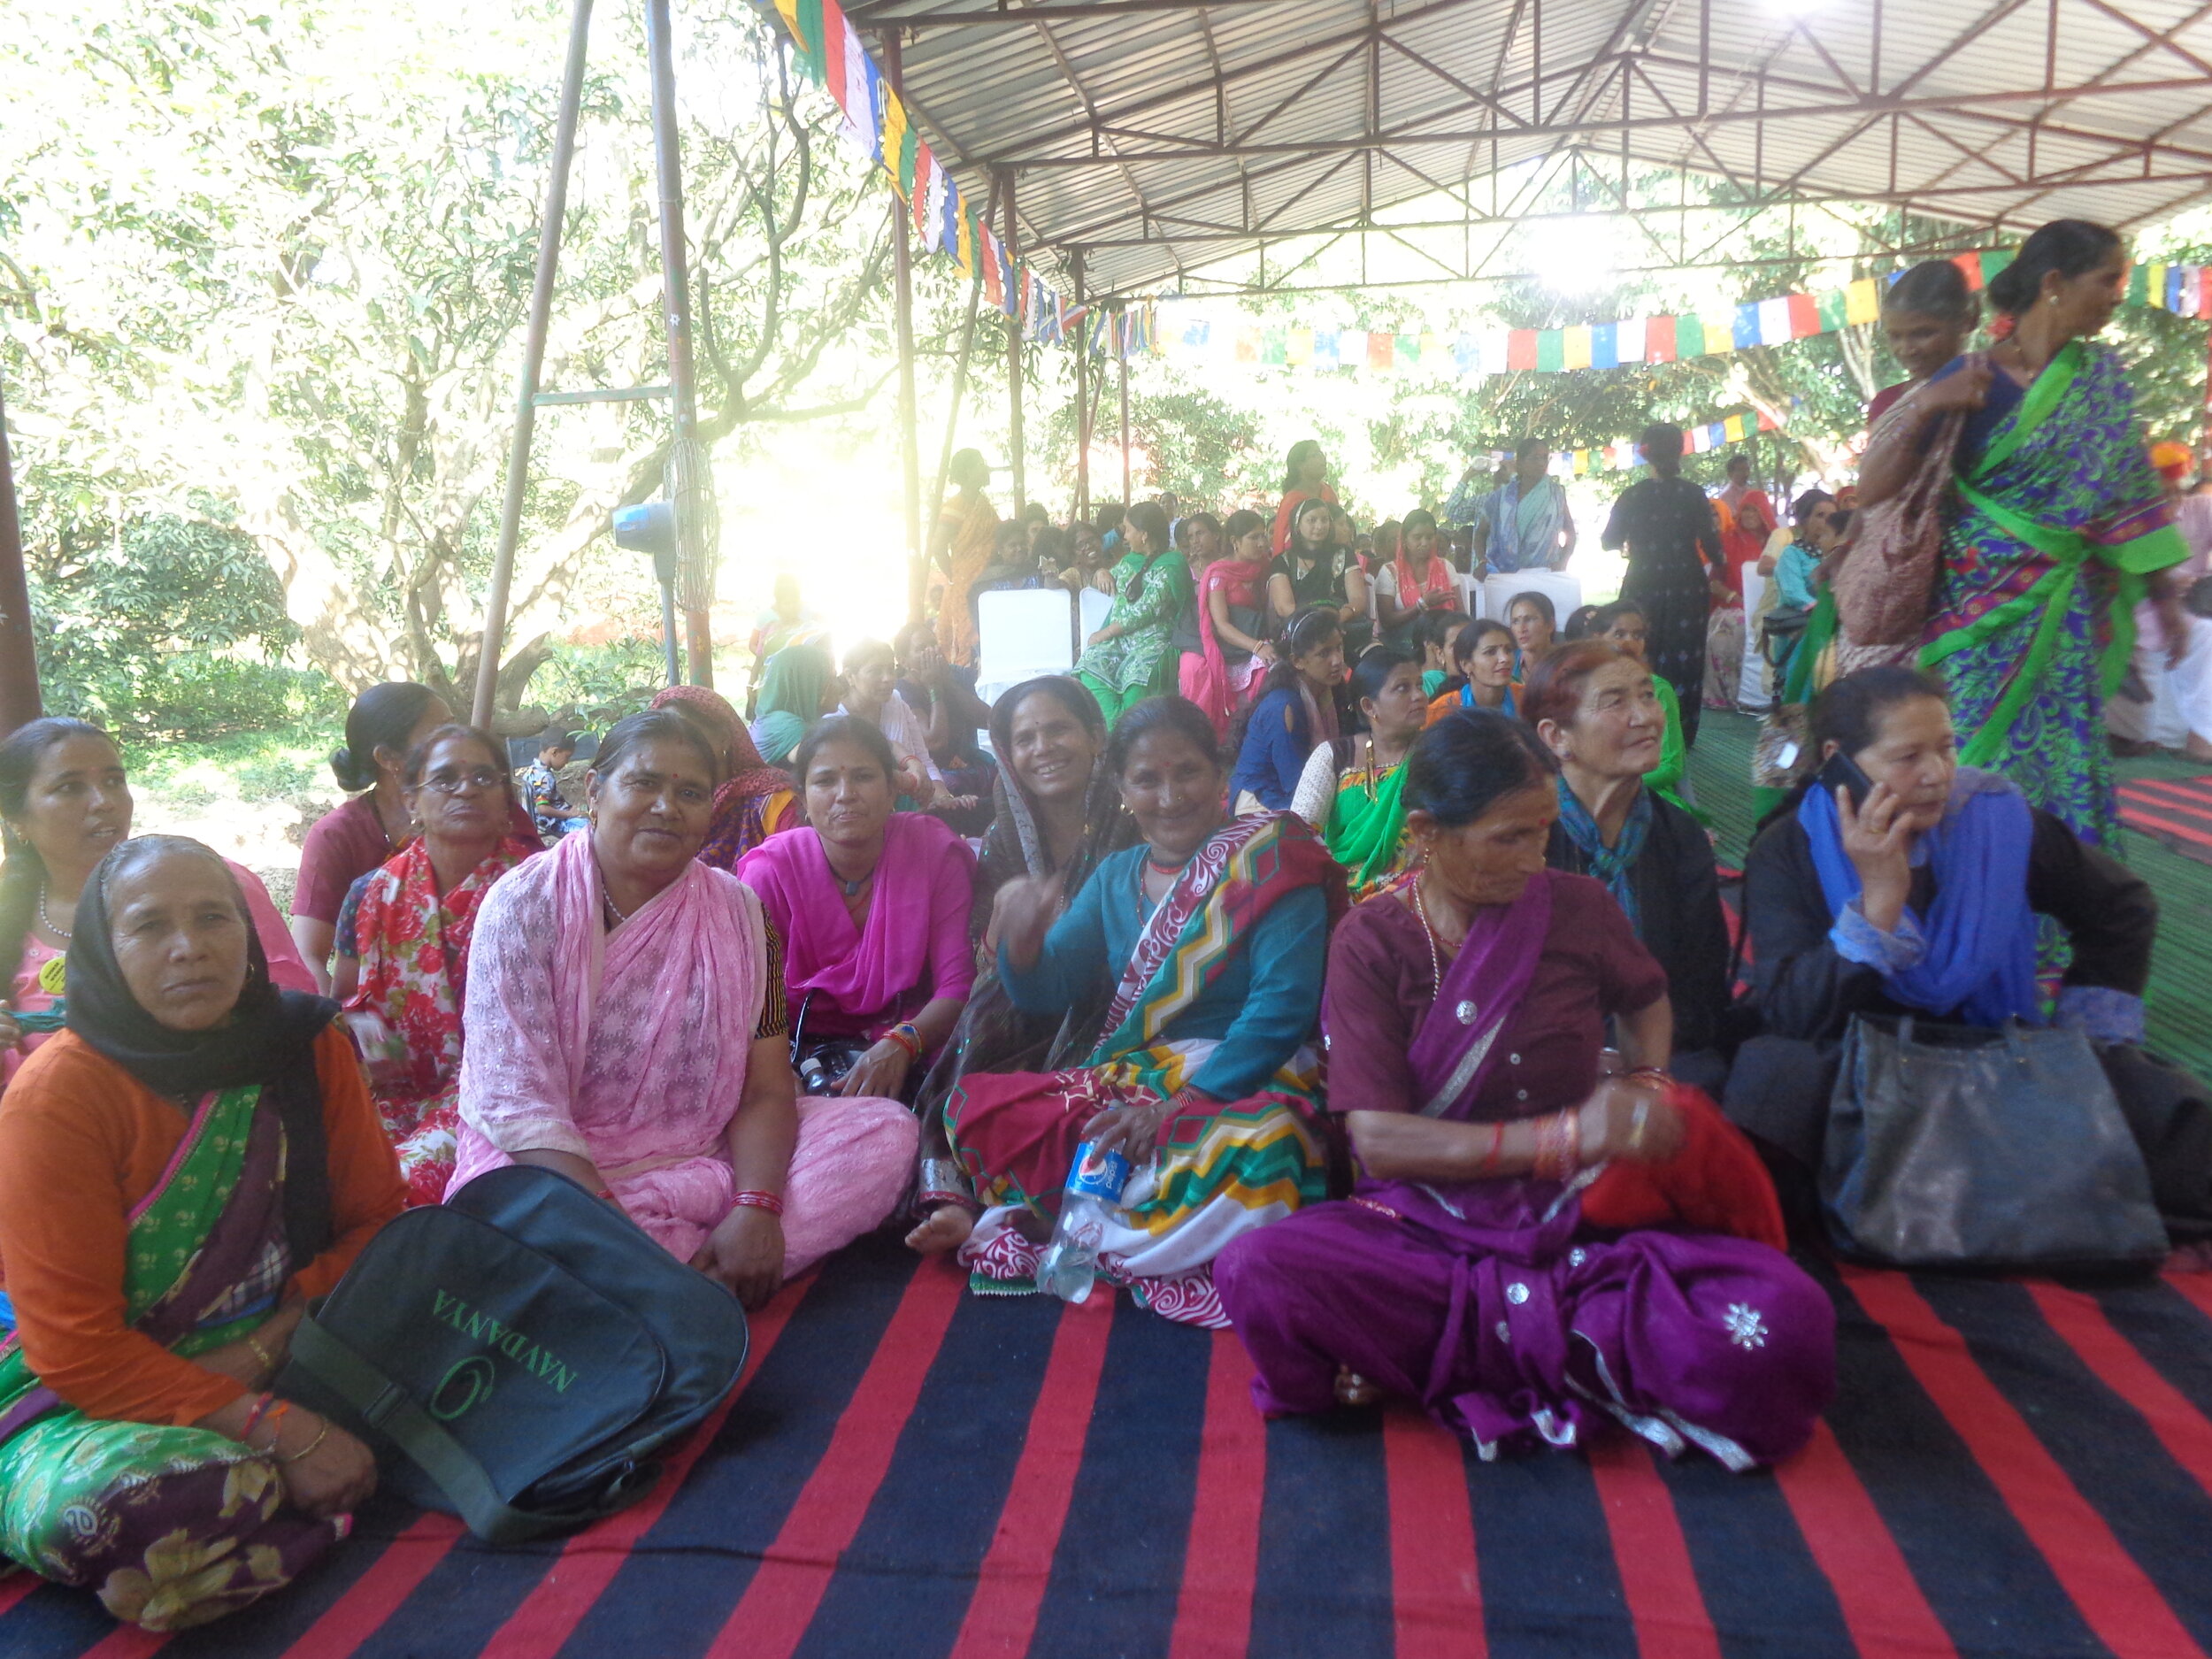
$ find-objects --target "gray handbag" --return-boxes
[1820,1014,2167,1270]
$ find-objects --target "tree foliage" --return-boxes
[2,0,918,711]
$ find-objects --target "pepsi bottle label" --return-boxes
[1066,1141,1132,1202]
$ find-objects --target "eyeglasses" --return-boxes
[419,768,506,795]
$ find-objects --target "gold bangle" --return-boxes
[280,1418,332,1465]
[245,1335,277,1376]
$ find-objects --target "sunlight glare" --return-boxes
[1522,214,1618,293]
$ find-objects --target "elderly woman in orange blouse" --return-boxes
[0,836,404,1630]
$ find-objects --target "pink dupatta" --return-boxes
[736,813,975,1033]
[1179,557,1271,737]
[449,828,766,1257]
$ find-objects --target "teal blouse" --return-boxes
[998,843,1326,1101]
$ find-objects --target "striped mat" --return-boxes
[8,1233,2212,1658]
[2119,774,2212,866]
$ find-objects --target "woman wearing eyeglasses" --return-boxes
[333,724,539,1205]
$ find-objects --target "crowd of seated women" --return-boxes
[0,541,2194,1627]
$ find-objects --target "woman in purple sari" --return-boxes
[1216,712,1834,1468]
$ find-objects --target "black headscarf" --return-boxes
[65,840,339,1257]
[65,841,337,1099]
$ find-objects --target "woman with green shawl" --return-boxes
[749,641,833,767]
[1074,502,1192,726]
[1867,220,2191,847]
[1291,645,1427,900]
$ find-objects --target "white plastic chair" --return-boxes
[1738,568,1774,711]
[1482,570,1584,631]
[974,588,1077,714]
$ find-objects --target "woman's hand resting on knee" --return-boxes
[693,1206,786,1309]
[277,1415,379,1519]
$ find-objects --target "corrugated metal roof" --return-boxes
[851,0,2212,295]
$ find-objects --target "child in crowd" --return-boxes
[518,728,587,841]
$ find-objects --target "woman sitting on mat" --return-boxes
[1,718,316,1087]
[910,677,1138,1253]
[749,641,835,768]
[1415,610,1472,701]
[1293,643,1429,900]
[1179,509,1277,739]
[1229,605,1347,814]
[1426,618,1518,725]
[1589,600,1690,810]
[1214,712,1834,1466]
[0,836,404,1630]
[738,716,975,1105]
[331,724,538,1206]
[1507,589,1558,681]
[453,710,917,1306]
[839,639,971,813]
[1372,509,1463,642]
[1726,665,2161,1178]
[650,684,799,869]
[1526,644,1734,1089]
[943,697,1340,1324]
[1074,502,1192,726]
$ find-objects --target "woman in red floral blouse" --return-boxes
[334,724,538,1204]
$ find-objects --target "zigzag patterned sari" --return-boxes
[946,813,1340,1325]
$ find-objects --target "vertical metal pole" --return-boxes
[885,31,924,626]
[0,377,42,738]
[1072,257,1090,523]
[1000,168,1027,514]
[646,0,713,686]
[930,274,985,558]
[472,0,593,731]
[1118,328,1132,506]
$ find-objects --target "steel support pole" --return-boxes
[1071,257,1090,523]
[472,0,593,731]
[0,377,42,738]
[1118,334,1131,506]
[929,273,985,579]
[646,0,713,686]
[1000,169,1026,514]
[884,31,924,627]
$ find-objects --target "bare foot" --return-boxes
[2187,733,2212,765]
[905,1203,976,1256]
[1334,1366,1381,1408]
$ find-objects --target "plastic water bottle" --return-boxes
[1036,1141,1132,1304]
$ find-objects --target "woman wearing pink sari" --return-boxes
[738,717,976,1104]
[450,709,916,1304]
[1179,509,1277,739]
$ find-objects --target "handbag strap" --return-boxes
[289,1310,575,1545]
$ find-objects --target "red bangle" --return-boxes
[733,1189,785,1217]
[242,1391,273,1439]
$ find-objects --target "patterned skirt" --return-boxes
[0,1413,345,1631]
[944,1039,1329,1325]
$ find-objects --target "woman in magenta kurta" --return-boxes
[737,716,976,1105]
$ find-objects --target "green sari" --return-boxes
[0,1084,344,1631]
[1324,747,1414,900]
[1920,341,2186,844]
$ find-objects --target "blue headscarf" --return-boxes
[1798,767,2041,1027]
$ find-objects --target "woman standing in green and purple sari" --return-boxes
[1886,220,2192,846]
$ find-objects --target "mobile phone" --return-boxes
[1814,748,1876,811]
